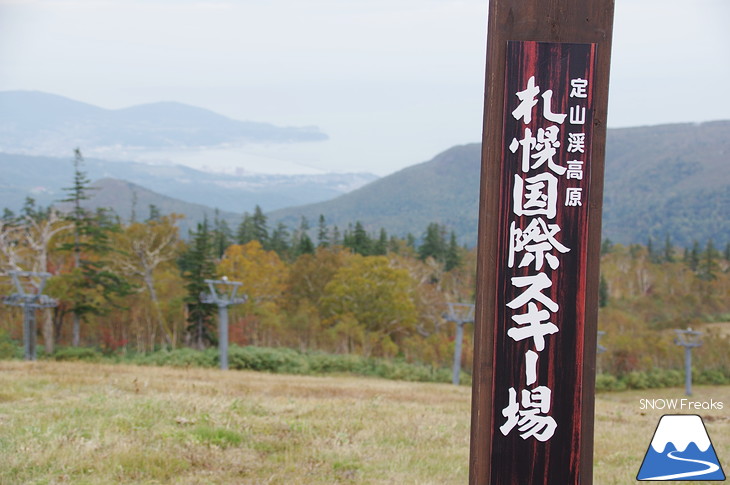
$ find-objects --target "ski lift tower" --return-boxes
[200,278,247,370]
[444,302,475,385]
[597,331,607,354]
[3,271,58,361]
[674,327,702,396]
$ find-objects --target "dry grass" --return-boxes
[700,321,730,338]
[0,361,727,484]
[0,361,469,484]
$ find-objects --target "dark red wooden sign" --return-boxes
[470,3,614,485]
[487,40,596,484]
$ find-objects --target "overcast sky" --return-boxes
[1,0,729,176]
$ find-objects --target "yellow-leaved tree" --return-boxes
[217,241,288,346]
[284,247,353,350]
[320,254,418,357]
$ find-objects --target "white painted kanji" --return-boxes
[506,272,559,313]
[513,173,558,219]
[500,386,558,442]
[508,302,559,351]
[508,218,570,271]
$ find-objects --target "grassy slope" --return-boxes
[0,361,727,484]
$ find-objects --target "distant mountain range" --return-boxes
[62,178,242,236]
[1,88,727,247]
[0,91,327,156]
[272,143,481,243]
[270,121,730,248]
[601,122,729,247]
[0,152,377,216]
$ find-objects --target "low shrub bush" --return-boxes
[128,348,217,368]
[595,373,625,392]
[227,346,309,374]
[696,368,730,385]
[0,330,21,360]
[645,368,683,388]
[31,343,728,391]
[52,347,102,362]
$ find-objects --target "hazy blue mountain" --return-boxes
[57,178,242,236]
[3,115,727,248]
[0,91,327,155]
[601,121,730,247]
[0,152,377,216]
[270,143,482,244]
[269,121,730,248]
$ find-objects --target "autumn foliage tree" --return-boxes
[3,182,727,385]
[320,255,418,357]
[283,247,352,350]
[112,215,182,348]
[216,241,288,346]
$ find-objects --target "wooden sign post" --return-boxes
[469,2,614,484]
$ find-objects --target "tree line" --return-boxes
[0,150,474,369]
[1,150,728,381]
[230,207,463,271]
[597,239,730,382]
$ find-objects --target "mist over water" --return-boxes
[108,143,332,175]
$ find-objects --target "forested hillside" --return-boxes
[1,191,728,385]
[596,239,730,384]
[1,121,728,387]
[601,121,730,247]
[3,121,726,248]
[271,144,482,245]
[271,121,730,248]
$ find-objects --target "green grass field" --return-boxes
[1,361,727,484]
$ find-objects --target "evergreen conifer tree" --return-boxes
[269,222,291,259]
[600,238,613,255]
[663,235,674,263]
[406,233,416,250]
[1,208,15,223]
[647,237,655,262]
[236,212,255,245]
[212,209,233,258]
[688,241,700,271]
[317,214,329,248]
[419,223,447,263]
[291,216,315,257]
[373,228,388,256]
[699,239,718,280]
[147,204,161,222]
[178,219,217,349]
[347,221,372,256]
[59,148,133,346]
[331,225,341,246]
[251,205,269,247]
[445,231,462,271]
[297,233,315,256]
[598,274,609,307]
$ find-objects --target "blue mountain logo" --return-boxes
[637,414,725,481]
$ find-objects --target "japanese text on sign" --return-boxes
[499,67,592,442]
